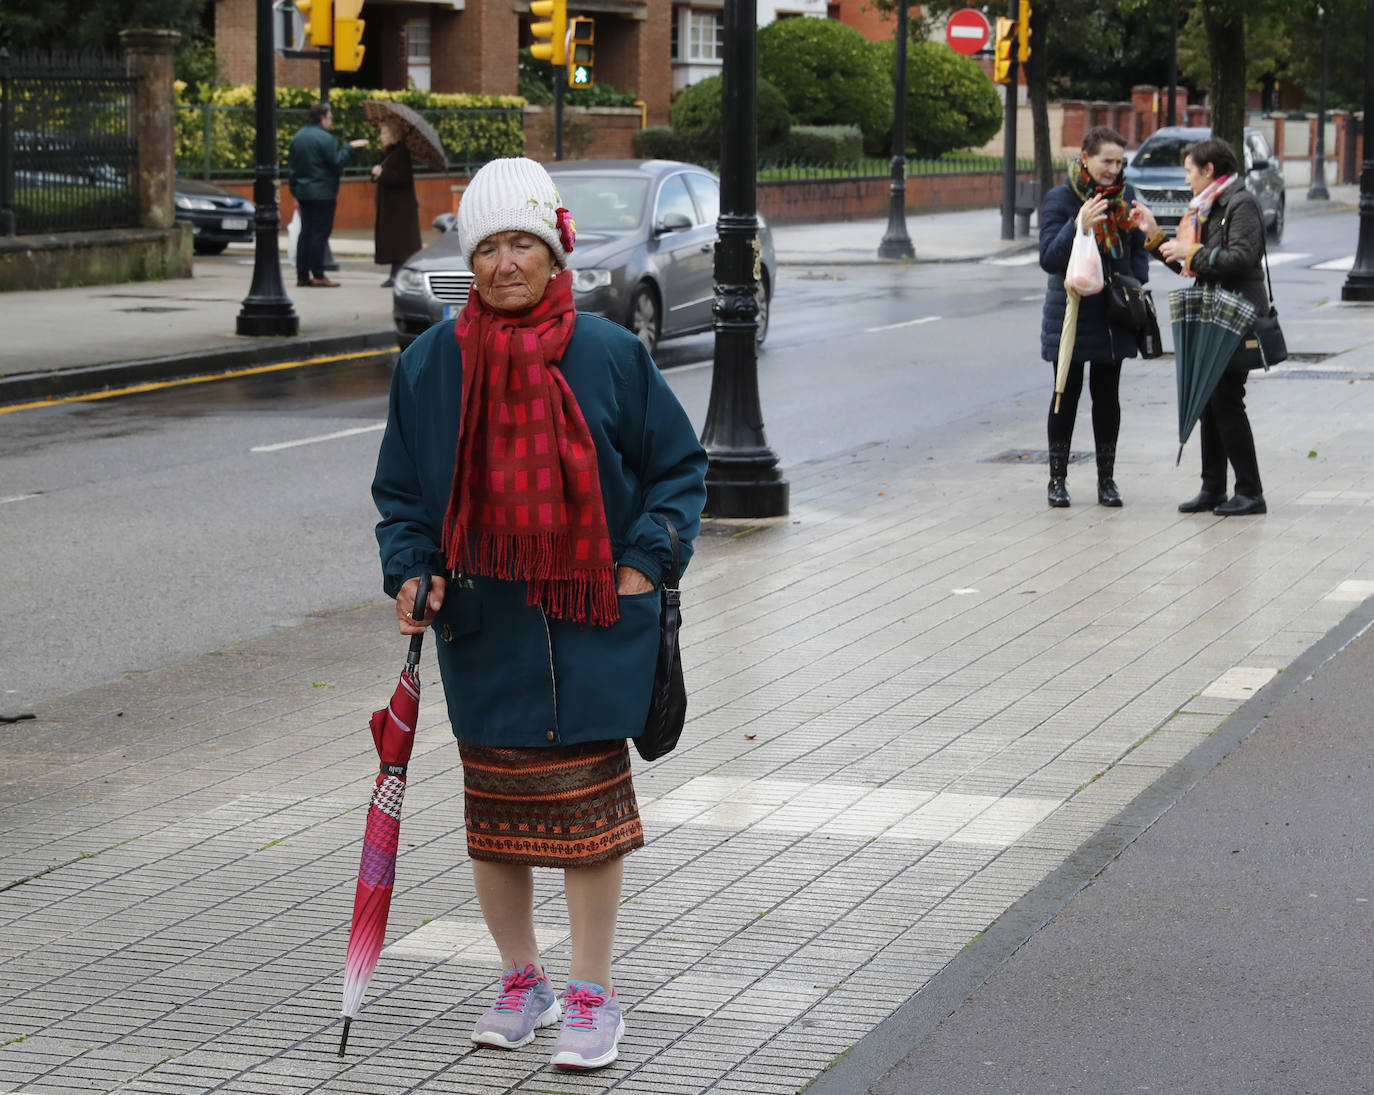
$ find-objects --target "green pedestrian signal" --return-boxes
[567,16,594,89]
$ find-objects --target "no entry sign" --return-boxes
[946,8,991,55]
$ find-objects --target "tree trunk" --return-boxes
[1027,0,1054,205]
[1202,2,1246,153]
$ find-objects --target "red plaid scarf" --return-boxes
[1068,159,1135,260]
[443,269,618,627]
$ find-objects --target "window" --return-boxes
[680,9,723,62]
[684,173,719,225]
[406,17,432,91]
[655,174,699,227]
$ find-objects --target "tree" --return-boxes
[670,74,791,163]
[872,37,1001,157]
[757,17,894,154]
[0,0,206,53]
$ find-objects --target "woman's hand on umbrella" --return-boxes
[1077,195,1109,234]
[371,164,382,179]
[1129,200,1158,236]
[349,138,370,149]
[616,566,654,595]
[398,575,446,634]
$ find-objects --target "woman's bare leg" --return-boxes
[564,856,623,989]
[472,859,541,973]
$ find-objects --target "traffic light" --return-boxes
[1016,0,1032,63]
[993,16,1013,84]
[333,0,365,70]
[529,0,566,67]
[567,16,594,89]
[297,0,332,48]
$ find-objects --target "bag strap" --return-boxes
[659,516,681,592]
[1259,231,1276,312]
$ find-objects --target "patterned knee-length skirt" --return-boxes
[458,739,644,867]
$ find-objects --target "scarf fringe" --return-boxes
[444,526,621,627]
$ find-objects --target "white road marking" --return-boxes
[1311,255,1355,272]
[983,252,1042,266]
[250,423,385,453]
[1262,251,1310,267]
[0,493,39,506]
[866,315,941,333]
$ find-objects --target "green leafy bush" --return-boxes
[873,39,1002,158]
[669,75,790,163]
[765,124,863,164]
[174,84,526,177]
[633,126,681,160]
[758,18,892,155]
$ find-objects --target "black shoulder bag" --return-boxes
[1106,261,1163,359]
[1246,236,1288,370]
[634,517,687,762]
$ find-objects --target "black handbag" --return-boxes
[1228,224,1289,371]
[1136,287,1164,359]
[634,517,687,762]
[1106,266,1163,359]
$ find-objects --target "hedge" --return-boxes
[174,84,526,178]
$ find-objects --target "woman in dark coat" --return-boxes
[371,121,422,288]
[372,157,706,1070]
[1132,138,1269,516]
[1039,125,1150,508]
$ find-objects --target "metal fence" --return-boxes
[175,104,526,180]
[755,155,1044,180]
[0,49,141,236]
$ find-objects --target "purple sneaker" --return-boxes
[550,980,624,1069]
[471,964,560,1049]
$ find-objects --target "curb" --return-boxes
[0,328,398,407]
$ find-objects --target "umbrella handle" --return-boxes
[406,572,432,667]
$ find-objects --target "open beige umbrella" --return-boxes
[361,100,447,171]
[1053,285,1080,414]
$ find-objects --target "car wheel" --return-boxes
[755,272,771,349]
[629,284,660,354]
[193,240,229,255]
[1267,197,1285,243]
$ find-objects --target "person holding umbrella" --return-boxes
[372,157,707,1070]
[370,120,422,288]
[1038,126,1151,508]
[1132,138,1269,516]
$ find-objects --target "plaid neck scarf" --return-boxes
[443,268,619,628]
[1068,159,1134,260]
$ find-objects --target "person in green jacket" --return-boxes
[372,157,706,1070]
[287,101,366,287]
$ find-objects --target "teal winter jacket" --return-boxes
[287,122,352,202]
[372,313,708,749]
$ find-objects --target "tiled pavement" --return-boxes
[4,348,1374,1093]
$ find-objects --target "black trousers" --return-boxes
[1199,361,1263,497]
[1048,359,1122,453]
[296,197,336,282]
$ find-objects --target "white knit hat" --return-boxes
[457,157,571,268]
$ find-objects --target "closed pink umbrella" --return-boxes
[339,574,431,1056]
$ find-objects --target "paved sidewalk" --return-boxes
[5,284,1374,1093]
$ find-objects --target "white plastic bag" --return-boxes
[1065,223,1104,295]
[286,208,301,264]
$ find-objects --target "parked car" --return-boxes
[392,159,776,353]
[1124,125,1286,242]
[175,177,255,254]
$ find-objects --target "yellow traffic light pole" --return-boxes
[997,0,1024,240]
[529,0,567,159]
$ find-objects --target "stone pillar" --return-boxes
[1132,85,1159,142]
[120,28,179,230]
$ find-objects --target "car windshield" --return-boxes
[1133,136,1193,169]
[555,176,650,231]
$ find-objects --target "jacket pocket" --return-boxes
[551,589,661,738]
[435,579,481,643]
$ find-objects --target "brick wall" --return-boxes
[224,175,465,235]
[756,169,1055,225]
[215,0,321,91]
[522,106,642,161]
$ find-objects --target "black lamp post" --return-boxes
[237,0,299,336]
[878,1,914,260]
[699,0,788,518]
[1309,4,1330,201]
[1342,0,1374,301]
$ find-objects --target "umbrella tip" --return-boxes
[338,1017,352,1057]
[1176,444,1183,467]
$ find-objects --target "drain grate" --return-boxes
[115,305,193,313]
[984,449,1095,465]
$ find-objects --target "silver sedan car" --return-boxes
[391,159,775,353]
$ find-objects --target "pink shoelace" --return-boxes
[493,964,542,1012]
[562,983,608,1030]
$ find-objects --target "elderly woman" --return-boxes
[1132,137,1269,516]
[372,157,707,1070]
[1039,125,1151,508]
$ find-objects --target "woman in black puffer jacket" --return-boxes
[1039,125,1151,509]
[1132,137,1269,517]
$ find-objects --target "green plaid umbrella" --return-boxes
[1169,285,1258,465]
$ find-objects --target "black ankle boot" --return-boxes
[1095,445,1122,507]
[1047,443,1071,508]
